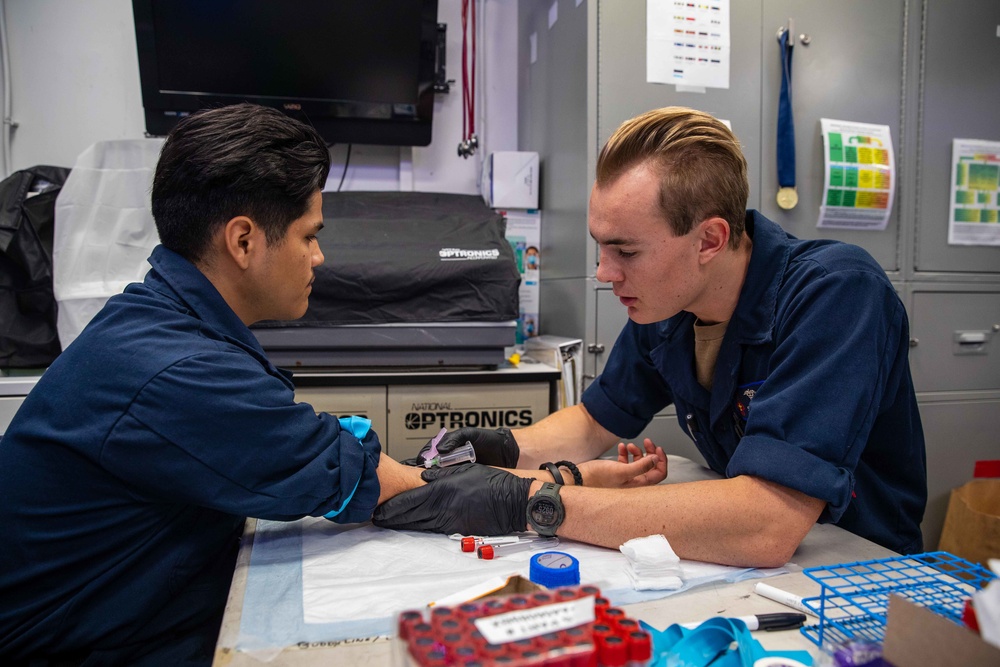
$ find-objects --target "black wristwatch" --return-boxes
[526,482,565,537]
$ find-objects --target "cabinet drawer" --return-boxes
[909,291,1000,392]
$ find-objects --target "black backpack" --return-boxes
[0,165,71,369]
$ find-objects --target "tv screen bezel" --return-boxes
[131,0,439,146]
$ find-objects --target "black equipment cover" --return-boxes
[0,165,71,369]
[257,191,520,327]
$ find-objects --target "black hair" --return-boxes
[151,103,331,263]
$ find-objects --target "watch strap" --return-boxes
[540,462,565,486]
[554,460,583,486]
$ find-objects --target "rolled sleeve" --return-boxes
[727,435,855,522]
[323,424,382,524]
[727,266,903,524]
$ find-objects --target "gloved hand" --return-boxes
[372,463,531,536]
[402,427,520,468]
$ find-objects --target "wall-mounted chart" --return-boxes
[949,138,1000,246]
[818,119,895,231]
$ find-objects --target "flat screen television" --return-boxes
[131,0,439,146]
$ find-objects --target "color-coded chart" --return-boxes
[647,0,730,89]
[818,119,895,231]
[949,139,1000,245]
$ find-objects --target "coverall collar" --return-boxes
[649,210,791,426]
[144,244,294,387]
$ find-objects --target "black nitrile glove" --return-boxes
[372,463,531,536]
[402,427,520,468]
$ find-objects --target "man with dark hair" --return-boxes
[375,106,927,565]
[0,104,424,665]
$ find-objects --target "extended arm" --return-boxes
[374,461,825,568]
[511,403,622,469]
[531,475,825,567]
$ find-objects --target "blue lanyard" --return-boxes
[776,29,797,209]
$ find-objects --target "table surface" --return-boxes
[213,456,897,666]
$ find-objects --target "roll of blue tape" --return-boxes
[529,551,580,588]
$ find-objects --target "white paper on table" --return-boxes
[299,520,784,625]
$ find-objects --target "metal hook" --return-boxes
[777,17,795,46]
[776,18,795,46]
[777,21,810,46]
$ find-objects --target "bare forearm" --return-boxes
[512,404,620,468]
[526,475,825,568]
[375,454,425,505]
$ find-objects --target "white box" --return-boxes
[481,151,539,209]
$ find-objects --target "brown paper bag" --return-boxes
[937,479,1000,567]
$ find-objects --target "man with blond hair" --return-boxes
[375,106,927,566]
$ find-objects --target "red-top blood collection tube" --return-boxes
[593,596,611,619]
[451,644,479,664]
[410,635,436,654]
[397,609,424,640]
[530,591,554,606]
[598,634,628,667]
[419,648,448,666]
[478,642,507,660]
[615,618,639,635]
[456,602,481,619]
[592,622,614,642]
[430,606,456,632]
[481,599,507,616]
[628,629,653,666]
[461,535,519,553]
[409,622,433,643]
[554,587,580,602]
[603,607,626,626]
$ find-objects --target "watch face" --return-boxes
[530,499,558,526]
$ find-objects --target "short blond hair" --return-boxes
[596,107,749,248]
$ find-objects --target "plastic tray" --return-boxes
[799,551,996,648]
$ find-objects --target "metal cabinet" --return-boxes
[759,0,907,269]
[915,0,1000,274]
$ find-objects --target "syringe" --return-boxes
[478,537,559,560]
[423,441,476,468]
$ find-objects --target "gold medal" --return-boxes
[776,187,798,210]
